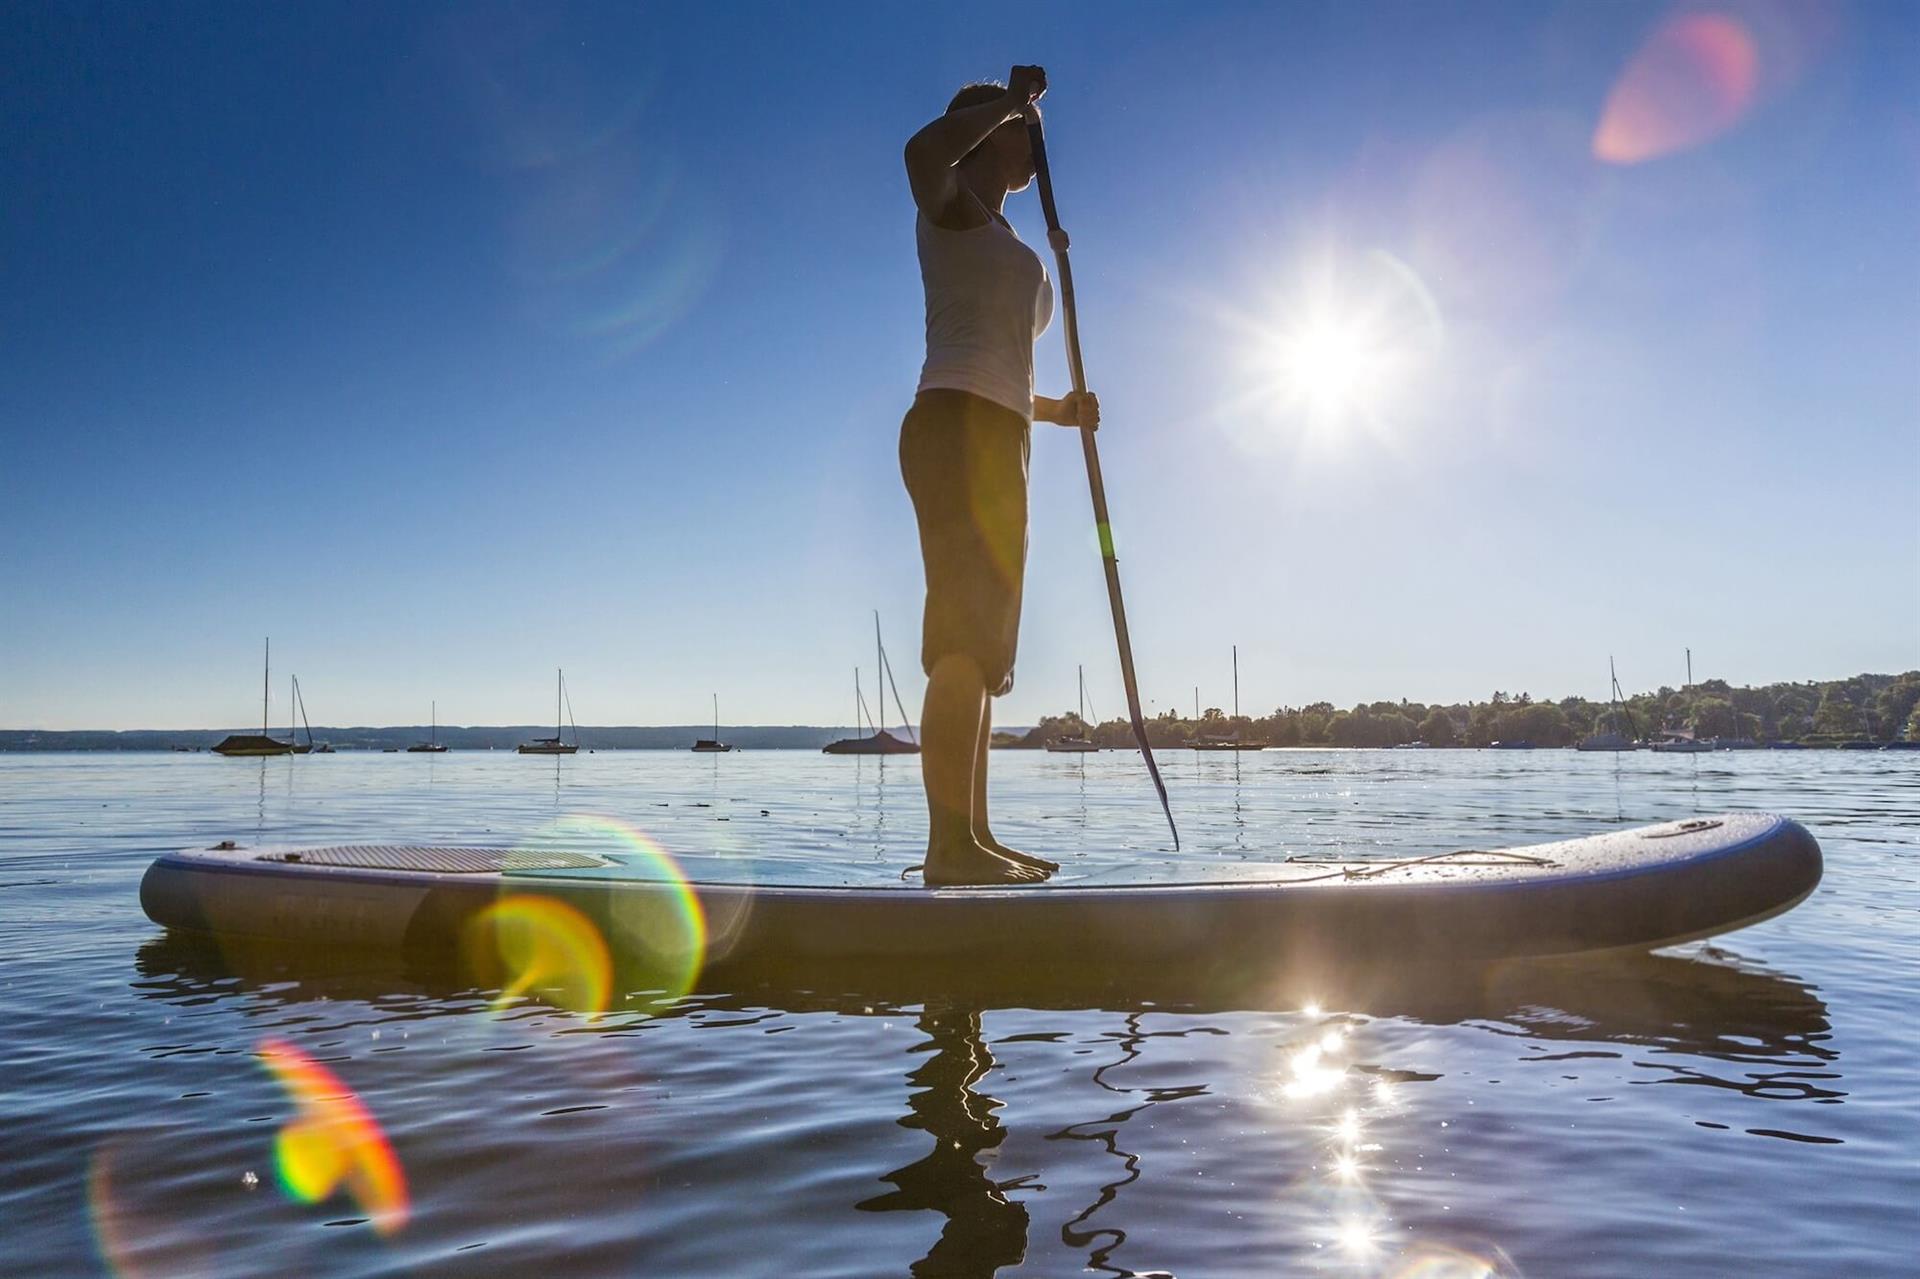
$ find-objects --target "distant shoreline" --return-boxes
[6,669,1915,752]
[0,726,891,753]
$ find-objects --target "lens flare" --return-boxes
[1594,13,1761,164]
[257,1038,409,1236]
[1390,1242,1520,1278]
[88,1138,218,1277]
[507,814,710,1006]
[468,894,615,1019]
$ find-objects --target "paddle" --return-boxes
[1024,105,1180,850]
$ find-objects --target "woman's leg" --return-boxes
[972,697,1058,872]
[921,652,1044,885]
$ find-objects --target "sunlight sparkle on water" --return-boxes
[1284,1043,1348,1100]
[1336,1214,1381,1258]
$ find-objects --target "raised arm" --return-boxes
[903,65,1045,227]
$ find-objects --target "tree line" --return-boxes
[1001,670,1920,749]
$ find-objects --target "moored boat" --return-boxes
[407,701,449,752]
[1577,658,1640,751]
[1046,665,1101,752]
[518,670,581,755]
[1190,646,1267,751]
[213,639,294,757]
[823,615,921,756]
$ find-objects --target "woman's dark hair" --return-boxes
[947,81,1012,165]
[947,81,1007,114]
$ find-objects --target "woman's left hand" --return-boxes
[1044,390,1099,430]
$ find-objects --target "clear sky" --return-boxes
[3,1,1915,731]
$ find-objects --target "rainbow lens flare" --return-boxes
[509,814,711,1008]
[1390,1242,1519,1278]
[468,894,615,1019]
[257,1037,409,1236]
[1594,13,1760,164]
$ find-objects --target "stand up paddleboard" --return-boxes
[141,814,1820,971]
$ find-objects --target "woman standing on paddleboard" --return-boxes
[902,65,1098,886]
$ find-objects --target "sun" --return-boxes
[1227,249,1445,443]
[1277,315,1383,419]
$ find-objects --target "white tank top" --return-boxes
[915,202,1055,421]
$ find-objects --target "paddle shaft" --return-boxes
[1025,111,1179,850]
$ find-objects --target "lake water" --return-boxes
[3,748,1915,1276]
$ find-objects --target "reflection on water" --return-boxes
[858,1007,1031,1277]
[1049,1013,1178,1278]
[117,930,1839,1274]
[3,749,1914,1276]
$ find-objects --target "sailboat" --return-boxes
[1650,647,1712,752]
[288,675,333,753]
[691,694,733,752]
[823,614,920,755]
[1577,657,1639,751]
[1193,646,1267,750]
[213,638,296,757]
[517,670,581,755]
[407,701,449,752]
[1046,665,1101,752]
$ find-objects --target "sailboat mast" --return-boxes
[1078,664,1085,723]
[431,700,437,748]
[874,612,884,733]
[855,667,866,736]
[1233,645,1240,720]
[289,674,295,742]
[295,675,313,747]
[556,669,563,739]
[262,637,270,736]
[712,693,719,738]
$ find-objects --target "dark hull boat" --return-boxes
[212,733,294,757]
[408,701,449,752]
[1046,665,1102,752]
[823,615,919,756]
[1191,646,1266,750]
[691,695,733,752]
[519,671,581,755]
[823,729,920,756]
[215,639,294,756]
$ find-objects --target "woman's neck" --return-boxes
[959,162,1009,218]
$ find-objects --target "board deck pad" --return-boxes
[257,846,604,874]
[238,815,1757,889]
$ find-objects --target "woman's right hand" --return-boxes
[1007,65,1047,111]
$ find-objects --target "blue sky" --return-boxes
[3,1,1915,731]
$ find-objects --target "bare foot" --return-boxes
[924,839,1051,886]
[980,835,1059,874]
